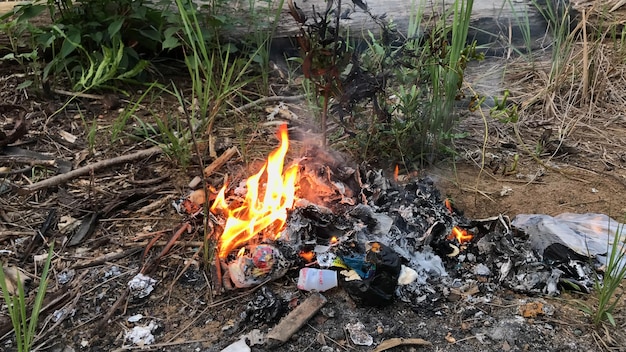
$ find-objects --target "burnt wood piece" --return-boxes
[265,292,328,347]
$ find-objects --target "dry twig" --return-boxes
[21,146,163,193]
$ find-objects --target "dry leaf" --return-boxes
[373,337,432,352]
[445,332,456,343]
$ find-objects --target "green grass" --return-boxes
[174,0,258,137]
[579,223,626,326]
[0,244,54,352]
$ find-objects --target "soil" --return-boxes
[1,51,625,352]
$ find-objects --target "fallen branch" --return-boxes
[53,88,120,109]
[21,146,163,193]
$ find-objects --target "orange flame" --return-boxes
[393,165,399,182]
[444,198,453,213]
[299,250,315,262]
[211,124,299,258]
[447,226,473,244]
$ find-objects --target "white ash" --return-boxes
[52,307,75,322]
[125,321,158,346]
[105,265,121,278]
[474,263,491,277]
[128,273,157,298]
[57,269,75,285]
[345,322,373,346]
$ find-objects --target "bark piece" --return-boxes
[265,292,327,346]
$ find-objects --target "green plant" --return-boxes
[174,0,258,138]
[490,90,519,123]
[506,0,535,59]
[2,0,183,89]
[243,0,286,95]
[579,224,626,326]
[343,0,482,167]
[0,244,54,352]
[529,0,576,85]
[288,0,356,146]
[79,110,98,154]
[110,82,160,143]
[0,4,48,89]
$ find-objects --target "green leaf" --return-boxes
[164,27,180,38]
[223,42,238,54]
[162,36,180,50]
[16,80,33,90]
[16,4,47,21]
[606,312,616,326]
[108,18,124,39]
[60,29,81,59]
[139,28,162,42]
[117,60,150,80]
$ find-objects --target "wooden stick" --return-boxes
[71,248,142,269]
[232,94,306,114]
[21,146,162,193]
[266,292,327,346]
[203,146,239,177]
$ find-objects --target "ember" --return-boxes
[210,124,299,258]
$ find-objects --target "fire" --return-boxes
[444,198,453,213]
[211,124,299,258]
[447,226,473,244]
[299,250,315,262]
[393,165,399,182]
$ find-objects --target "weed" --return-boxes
[74,108,98,154]
[578,223,626,327]
[174,0,258,140]
[111,82,160,143]
[346,0,481,167]
[0,244,54,352]
[244,0,286,95]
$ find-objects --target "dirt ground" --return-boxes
[1,51,626,352]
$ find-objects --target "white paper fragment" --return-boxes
[242,329,265,346]
[128,273,157,298]
[220,338,250,352]
[125,321,158,346]
[397,265,419,285]
[345,322,373,346]
[500,185,513,196]
[128,314,144,323]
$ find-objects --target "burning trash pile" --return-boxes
[177,124,623,307]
